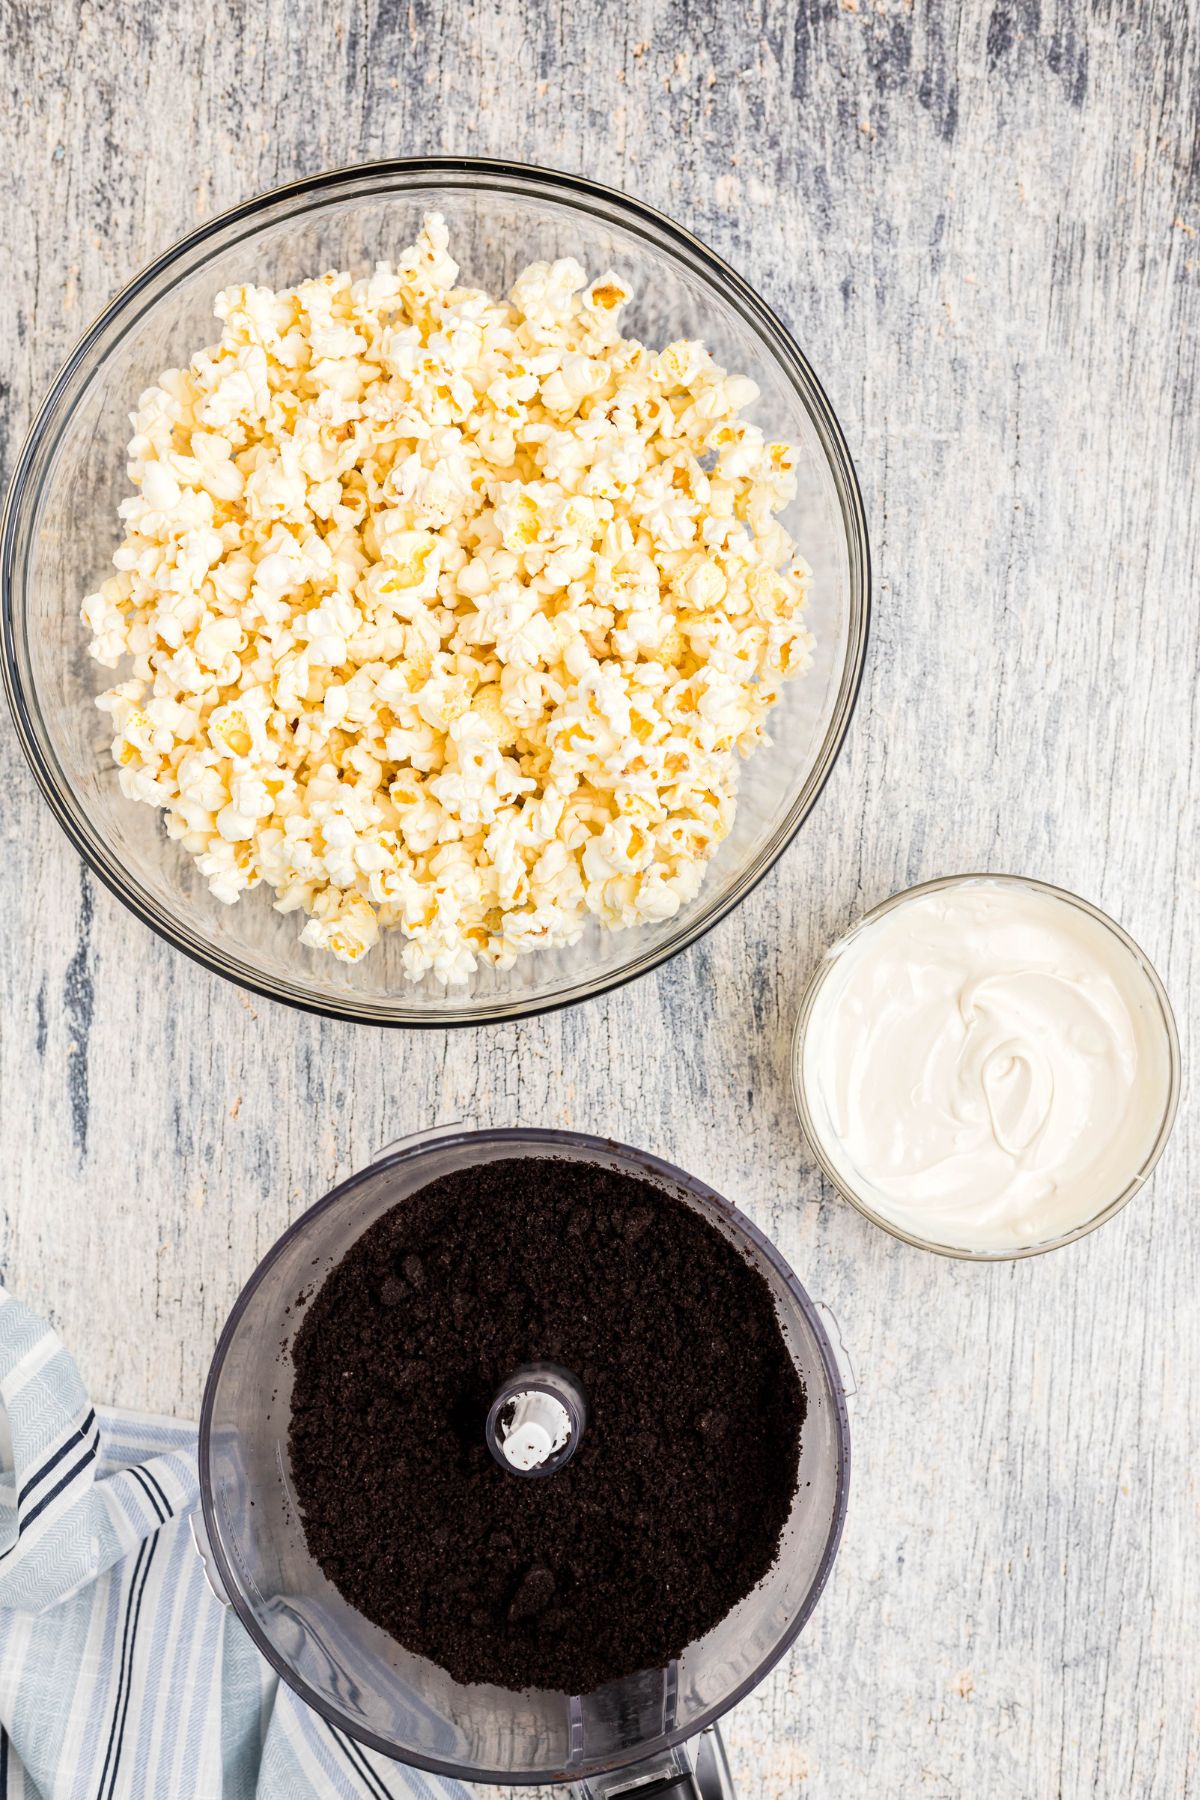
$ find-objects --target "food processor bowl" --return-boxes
[1,156,869,1026]
[198,1127,850,1793]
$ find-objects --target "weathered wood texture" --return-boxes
[1,2,1197,1795]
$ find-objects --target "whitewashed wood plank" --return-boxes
[0,3,1196,1794]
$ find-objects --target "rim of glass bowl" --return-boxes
[198,1125,852,1783]
[0,156,871,1028]
[790,872,1182,1262]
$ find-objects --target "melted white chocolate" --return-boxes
[800,882,1172,1252]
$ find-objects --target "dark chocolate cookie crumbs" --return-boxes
[288,1156,803,1693]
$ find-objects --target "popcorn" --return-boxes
[81,216,814,982]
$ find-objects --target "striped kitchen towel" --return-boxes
[0,1288,469,1800]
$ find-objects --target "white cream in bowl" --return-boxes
[796,878,1177,1255]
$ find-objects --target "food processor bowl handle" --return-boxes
[571,1723,735,1799]
[190,1512,232,1610]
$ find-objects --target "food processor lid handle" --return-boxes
[571,1724,735,1800]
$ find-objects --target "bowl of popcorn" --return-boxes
[1,159,869,1024]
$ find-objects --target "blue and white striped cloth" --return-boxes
[0,1288,468,1800]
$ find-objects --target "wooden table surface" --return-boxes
[2,3,1197,1796]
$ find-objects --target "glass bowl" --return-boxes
[198,1125,851,1787]
[1,158,869,1027]
[791,874,1181,1260]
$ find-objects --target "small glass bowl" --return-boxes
[0,157,869,1028]
[791,873,1181,1261]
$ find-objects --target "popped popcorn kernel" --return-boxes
[81,214,814,985]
